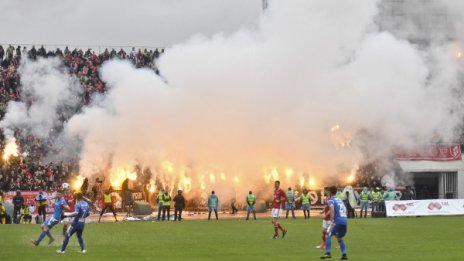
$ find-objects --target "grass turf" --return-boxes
[0,216,461,261]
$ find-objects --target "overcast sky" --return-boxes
[1,0,262,48]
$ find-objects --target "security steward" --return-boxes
[246,191,256,220]
[98,190,118,222]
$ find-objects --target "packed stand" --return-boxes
[0,44,162,193]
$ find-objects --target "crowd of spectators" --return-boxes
[0,43,453,197]
[350,161,408,189]
[0,44,162,193]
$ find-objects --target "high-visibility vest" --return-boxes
[361,191,369,201]
[286,191,294,202]
[104,193,112,204]
[336,191,342,198]
[162,194,171,207]
[0,206,5,214]
[23,207,31,215]
[379,192,385,202]
[35,194,47,206]
[157,192,164,203]
[372,192,380,202]
[0,195,3,204]
[247,194,255,205]
[301,193,310,204]
[208,195,218,207]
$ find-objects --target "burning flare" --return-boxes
[148,180,156,194]
[285,168,294,179]
[3,137,19,161]
[346,165,358,184]
[72,175,85,191]
[178,176,192,193]
[309,176,316,188]
[110,168,137,189]
[209,173,216,183]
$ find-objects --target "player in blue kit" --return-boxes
[56,192,90,254]
[321,186,348,260]
[32,190,70,246]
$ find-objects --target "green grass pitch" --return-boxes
[0,216,461,261]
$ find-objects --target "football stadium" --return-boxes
[1,0,464,260]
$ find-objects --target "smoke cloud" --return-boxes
[4,1,464,201]
[1,58,81,140]
[61,0,463,198]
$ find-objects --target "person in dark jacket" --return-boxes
[0,45,4,61]
[173,190,185,221]
[401,186,415,200]
[13,190,24,224]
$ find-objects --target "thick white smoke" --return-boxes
[62,0,464,199]
[3,1,464,201]
[1,58,81,140]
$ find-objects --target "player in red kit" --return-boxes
[61,189,76,238]
[316,204,331,248]
[271,180,288,239]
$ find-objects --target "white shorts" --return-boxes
[271,208,281,218]
[322,220,332,230]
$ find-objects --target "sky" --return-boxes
[0,0,262,48]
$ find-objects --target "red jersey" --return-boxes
[64,192,76,212]
[272,188,287,209]
[323,205,331,221]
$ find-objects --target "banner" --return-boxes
[395,144,462,161]
[386,199,464,217]
[3,191,75,214]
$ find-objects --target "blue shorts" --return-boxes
[360,201,369,210]
[44,217,60,229]
[330,224,347,238]
[247,206,255,212]
[66,224,84,238]
[301,203,310,210]
[285,202,295,210]
[208,206,218,212]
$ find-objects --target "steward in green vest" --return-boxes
[285,187,296,219]
[0,202,6,224]
[371,188,381,213]
[246,191,256,220]
[161,192,172,221]
[379,187,386,212]
[157,188,165,221]
[301,188,311,219]
[21,205,32,224]
[359,187,371,218]
[99,190,118,222]
[208,191,219,220]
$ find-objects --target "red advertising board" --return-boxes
[3,191,75,214]
[395,144,462,161]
